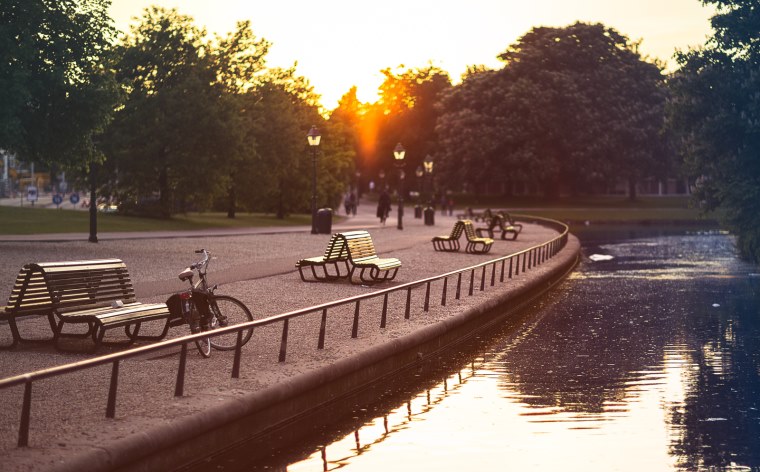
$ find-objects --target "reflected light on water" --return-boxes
[287,347,700,471]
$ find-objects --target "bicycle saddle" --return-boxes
[178,267,194,282]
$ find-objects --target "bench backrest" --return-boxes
[448,221,465,239]
[485,214,502,230]
[498,211,516,226]
[340,230,379,263]
[4,259,137,316]
[322,234,348,261]
[462,220,481,240]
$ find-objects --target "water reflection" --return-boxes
[209,230,759,471]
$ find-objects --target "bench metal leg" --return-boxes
[126,317,174,342]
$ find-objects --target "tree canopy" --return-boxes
[668,0,760,262]
[0,0,119,170]
[435,22,669,199]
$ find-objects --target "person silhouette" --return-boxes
[377,189,391,225]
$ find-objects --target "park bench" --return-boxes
[462,220,494,254]
[295,233,350,282]
[476,213,522,240]
[1,259,173,352]
[433,220,493,254]
[339,230,401,285]
[432,220,465,252]
[496,211,523,240]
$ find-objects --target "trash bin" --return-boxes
[316,208,333,234]
[414,205,422,219]
[424,206,435,226]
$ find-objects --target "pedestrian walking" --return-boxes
[377,189,391,225]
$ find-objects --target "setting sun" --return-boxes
[108,0,713,110]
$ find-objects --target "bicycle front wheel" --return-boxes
[195,334,212,357]
[209,295,254,350]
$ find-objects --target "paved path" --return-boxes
[0,202,579,471]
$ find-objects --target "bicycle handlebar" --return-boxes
[190,249,211,272]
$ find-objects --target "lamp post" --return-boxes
[423,154,434,206]
[415,165,424,219]
[393,142,406,230]
[307,125,321,234]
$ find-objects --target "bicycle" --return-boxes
[166,249,254,357]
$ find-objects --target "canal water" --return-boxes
[201,227,760,471]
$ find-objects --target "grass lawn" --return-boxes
[0,206,316,235]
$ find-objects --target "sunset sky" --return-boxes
[108,0,715,110]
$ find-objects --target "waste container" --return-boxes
[414,205,422,219]
[424,206,435,226]
[316,208,333,234]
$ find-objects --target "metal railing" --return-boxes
[0,215,569,447]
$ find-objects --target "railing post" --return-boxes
[522,251,527,272]
[405,287,412,319]
[106,360,119,418]
[279,318,289,362]
[380,293,388,328]
[232,330,244,378]
[424,282,431,312]
[351,301,361,338]
[18,380,31,447]
[491,263,496,286]
[175,343,187,397]
[500,260,505,283]
[480,266,486,291]
[456,273,462,299]
[509,257,513,278]
[441,277,448,306]
[318,308,328,348]
[469,270,475,296]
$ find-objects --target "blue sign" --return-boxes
[69,193,80,205]
[52,194,63,205]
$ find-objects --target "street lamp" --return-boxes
[424,154,434,206]
[307,125,321,234]
[393,142,406,230]
[415,165,424,219]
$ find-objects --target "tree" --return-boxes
[0,0,118,170]
[235,67,353,218]
[105,7,228,217]
[204,21,271,218]
[668,0,760,262]
[435,22,669,199]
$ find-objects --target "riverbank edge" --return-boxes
[44,235,580,472]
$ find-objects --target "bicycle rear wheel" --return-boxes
[209,295,254,350]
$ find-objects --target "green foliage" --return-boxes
[104,7,227,217]
[435,22,670,200]
[668,0,760,262]
[0,0,119,170]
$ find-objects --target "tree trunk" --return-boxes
[628,177,637,201]
[88,165,98,243]
[158,165,170,217]
[227,176,236,219]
